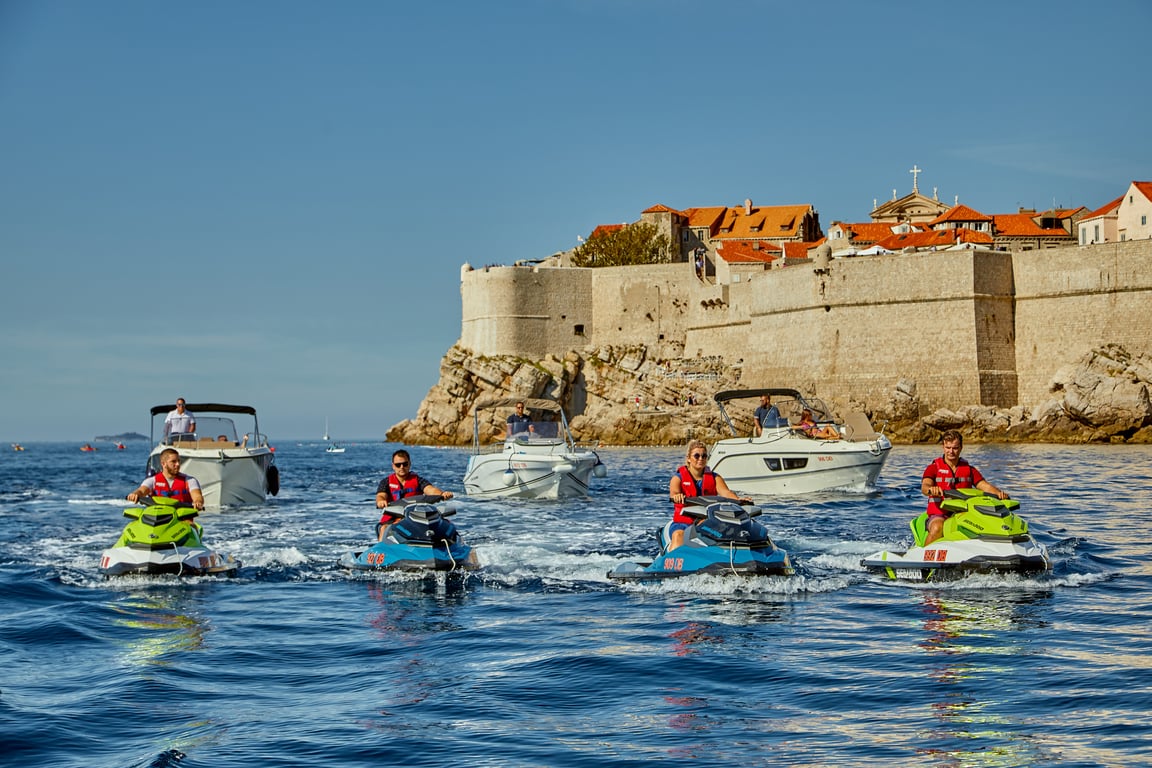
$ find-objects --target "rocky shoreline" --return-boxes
[387,343,1152,446]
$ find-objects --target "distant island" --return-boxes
[94,432,148,442]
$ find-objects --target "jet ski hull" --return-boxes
[99,545,240,577]
[860,543,1050,581]
[340,543,479,573]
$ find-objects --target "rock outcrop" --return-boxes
[387,343,1152,445]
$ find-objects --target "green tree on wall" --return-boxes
[571,222,673,267]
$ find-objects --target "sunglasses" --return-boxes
[691,452,708,459]
[393,461,410,468]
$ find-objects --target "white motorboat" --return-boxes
[707,388,891,495]
[462,396,607,499]
[325,444,346,454]
[146,403,280,509]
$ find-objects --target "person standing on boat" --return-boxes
[666,439,748,551]
[921,430,1008,545]
[506,401,533,436]
[126,448,205,511]
[164,398,196,438]
[374,449,454,541]
[753,394,786,436]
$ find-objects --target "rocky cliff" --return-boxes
[386,343,1152,445]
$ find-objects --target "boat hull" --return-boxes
[463,440,601,499]
[150,445,274,508]
[708,430,891,495]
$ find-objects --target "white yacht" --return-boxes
[462,396,607,499]
[707,388,891,495]
[146,403,280,509]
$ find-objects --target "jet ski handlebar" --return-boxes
[382,494,459,517]
[681,495,762,519]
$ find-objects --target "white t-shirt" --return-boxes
[165,408,195,434]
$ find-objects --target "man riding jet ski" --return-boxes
[608,496,793,581]
[340,495,479,573]
[99,496,240,577]
[860,488,1050,581]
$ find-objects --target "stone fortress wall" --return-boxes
[459,239,1152,414]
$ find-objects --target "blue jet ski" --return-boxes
[339,495,479,573]
[608,496,793,581]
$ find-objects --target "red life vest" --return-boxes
[673,465,717,524]
[379,473,423,522]
[924,457,980,515]
[152,472,194,504]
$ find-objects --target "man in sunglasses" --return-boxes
[374,449,454,540]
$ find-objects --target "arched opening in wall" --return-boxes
[824,306,831,312]
[574,324,584,336]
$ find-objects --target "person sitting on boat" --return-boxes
[667,439,750,551]
[506,401,533,436]
[793,409,841,440]
[126,448,205,511]
[164,398,196,439]
[374,449,454,541]
[753,394,787,436]
[921,429,1008,545]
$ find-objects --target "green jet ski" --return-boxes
[860,488,1050,581]
[99,496,240,577]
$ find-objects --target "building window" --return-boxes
[574,324,584,336]
[1095,225,1100,242]
[1143,215,1148,226]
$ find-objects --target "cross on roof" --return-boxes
[909,165,921,193]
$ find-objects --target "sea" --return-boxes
[2,440,1150,768]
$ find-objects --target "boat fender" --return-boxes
[554,462,575,474]
[266,464,280,496]
[502,469,517,487]
[593,461,608,478]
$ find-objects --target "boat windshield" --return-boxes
[165,416,238,444]
[510,421,561,440]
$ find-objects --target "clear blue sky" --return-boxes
[2,0,1149,441]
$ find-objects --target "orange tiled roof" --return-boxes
[834,221,914,243]
[642,204,686,217]
[1132,181,1152,203]
[684,207,728,231]
[929,204,993,226]
[707,204,813,240]
[875,228,993,251]
[783,241,820,259]
[715,240,782,263]
[589,224,626,239]
[1082,195,1123,220]
[992,214,1072,238]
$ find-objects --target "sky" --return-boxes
[2,0,1150,442]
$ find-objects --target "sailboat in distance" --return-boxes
[323,418,345,452]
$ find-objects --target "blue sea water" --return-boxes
[1,440,1150,767]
